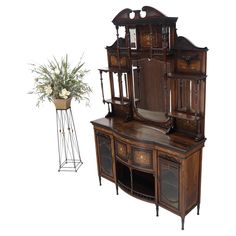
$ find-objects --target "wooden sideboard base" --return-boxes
[92,117,204,230]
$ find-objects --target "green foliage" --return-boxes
[29,55,91,106]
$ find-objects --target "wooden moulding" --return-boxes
[53,97,72,110]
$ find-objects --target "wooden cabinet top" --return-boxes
[91,117,205,156]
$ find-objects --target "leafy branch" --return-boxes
[29,55,91,106]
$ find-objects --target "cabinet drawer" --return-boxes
[131,147,153,170]
[115,140,128,162]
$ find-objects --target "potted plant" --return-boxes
[29,55,91,109]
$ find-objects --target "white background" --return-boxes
[0,0,235,235]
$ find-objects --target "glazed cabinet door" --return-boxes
[95,131,114,181]
[159,154,180,211]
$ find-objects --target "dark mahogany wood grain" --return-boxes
[92,6,207,230]
[91,117,204,155]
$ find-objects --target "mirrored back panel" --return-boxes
[133,58,170,122]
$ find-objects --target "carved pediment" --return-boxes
[174,36,208,51]
[112,6,177,26]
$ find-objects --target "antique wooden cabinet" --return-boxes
[91,6,207,230]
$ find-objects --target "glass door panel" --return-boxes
[160,156,180,210]
[97,134,113,178]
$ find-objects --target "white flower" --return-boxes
[44,85,53,95]
[59,88,70,99]
[54,68,60,75]
[52,68,60,79]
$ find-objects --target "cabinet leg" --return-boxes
[197,203,200,215]
[99,175,102,186]
[116,184,119,195]
[181,217,185,230]
[156,204,159,217]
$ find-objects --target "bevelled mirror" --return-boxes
[132,58,170,122]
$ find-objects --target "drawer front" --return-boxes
[115,140,128,162]
[131,147,153,170]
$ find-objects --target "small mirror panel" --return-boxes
[129,28,137,49]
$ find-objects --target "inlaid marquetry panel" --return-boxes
[177,60,200,74]
[176,53,201,74]
[115,141,128,161]
[139,25,162,48]
[110,55,127,67]
[131,147,153,170]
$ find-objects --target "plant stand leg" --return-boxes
[56,108,83,172]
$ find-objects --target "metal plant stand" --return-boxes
[56,107,83,172]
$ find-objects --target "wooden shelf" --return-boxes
[99,67,130,73]
[168,111,201,121]
[168,73,207,80]
[98,68,109,73]
[105,98,139,106]
[117,162,155,203]
[105,98,130,106]
[132,189,155,202]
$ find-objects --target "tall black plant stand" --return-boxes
[55,107,83,172]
